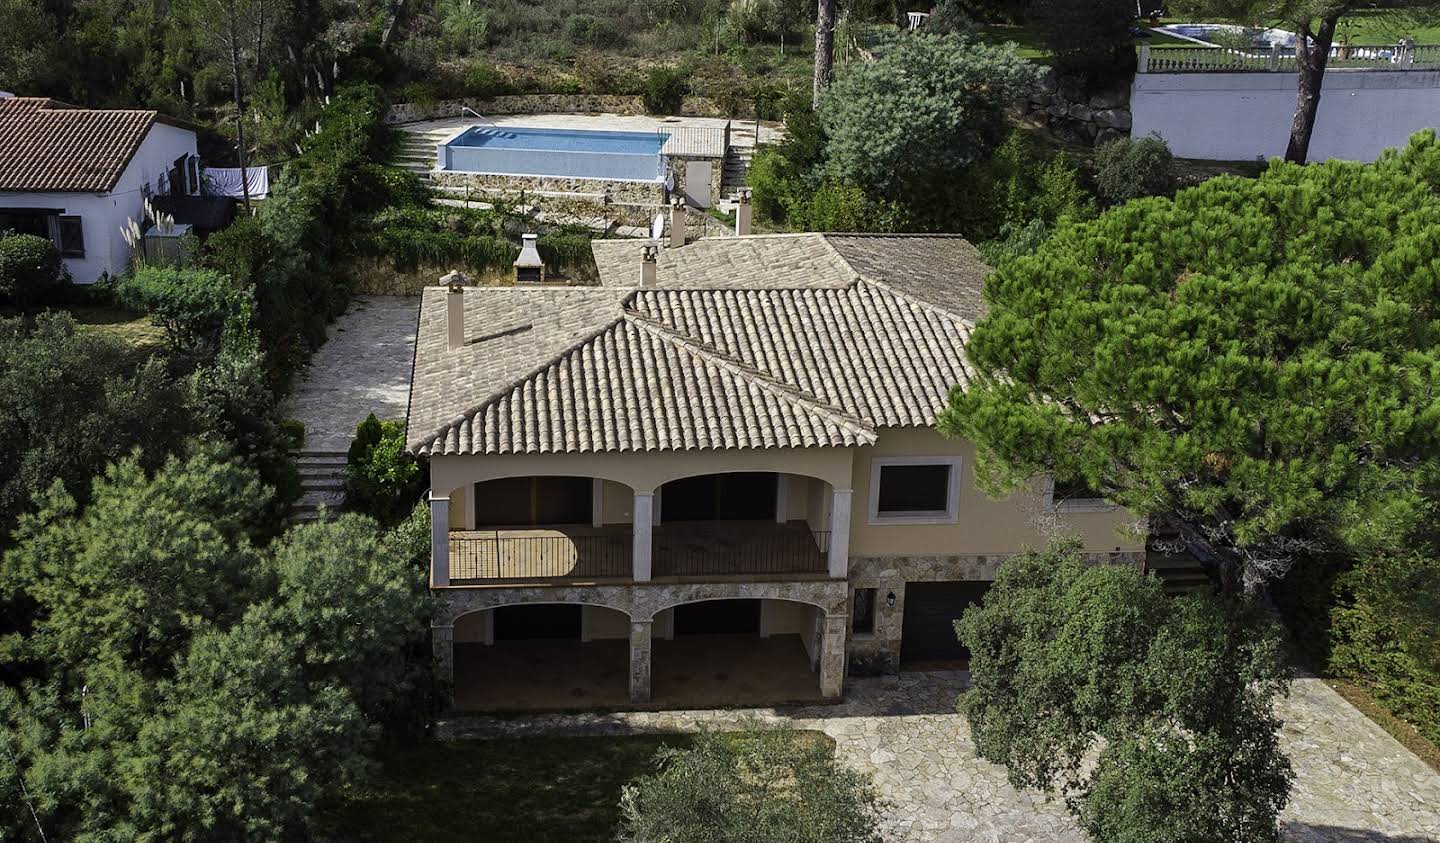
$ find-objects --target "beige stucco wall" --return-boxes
[431,447,854,498]
[848,427,1141,557]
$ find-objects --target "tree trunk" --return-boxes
[812,0,836,107]
[228,19,253,213]
[1284,15,1339,164]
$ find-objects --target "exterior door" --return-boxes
[684,160,712,208]
[899,581,991,666]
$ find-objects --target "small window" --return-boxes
[56,216,84,258]
[1045,477,1113,513]
[869,457,961,523]
[852,588,876,635]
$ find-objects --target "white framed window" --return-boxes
[867,456,962,524]
[1043,477,1115,513]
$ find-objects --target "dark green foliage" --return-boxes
[957,543,1292,843]
[642,66,690,115]
[0,314,192,540]
[357,206,599,277]
[114,266,245,352]
[941,131,1440,591]
[925,0,980,36]
[0,233,67,306]
[963,128,1094,243]
[1277,551,1440,745]
[463,60,512,98]
[0,452,429,841]
[566,14,627,48]
[346,414,427,527]
[818,34,1040,230]
[1092,134,1177,205]
[620,729,884,843]
[1028,0,1135,78]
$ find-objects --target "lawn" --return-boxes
[1334,8,1440,45]
[0,306,164,349]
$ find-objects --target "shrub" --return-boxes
[926,0,979,36]
[958,543,1293,842]
[462,60,510,99]
[565,14,626,48]
[114,266,244,352]
[1092,133,1176,204]
[642,66,689,115]
[620,729,884,843]
[1028,0,1134,79]
[346,413,427,527]
[0,232,67,306]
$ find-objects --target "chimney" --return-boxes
[639,244,658,288]
[735,189,752,236]
[668,197,685,248]
[513,233,545,283]
[441,270,469,350]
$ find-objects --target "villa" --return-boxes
[407,232,1143,711]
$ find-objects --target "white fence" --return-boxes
[1139,42,1440,74]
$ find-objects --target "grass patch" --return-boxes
[1325,678,1440,774]
[0,306,164,349]
[313,731,833,843]
[1335,9,1440,45]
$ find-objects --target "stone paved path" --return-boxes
[436,672,1440,843]
[284,296,419,451]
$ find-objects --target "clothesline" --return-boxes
[202,165,273,199]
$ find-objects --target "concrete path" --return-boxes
[284,296,419,452]
[436,672,1440,843]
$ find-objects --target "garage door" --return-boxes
[900,581,991,666]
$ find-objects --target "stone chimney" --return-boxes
[640,244,658,288]
[513,233,545,283]
[441,270,469,350]
[735,189,752,236]
[668,197,685,248]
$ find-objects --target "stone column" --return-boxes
[818,612,848,698]
[629,619,653,703]
[432,622,455,704]
[430,493,450,587]
[827,487,852,579]
[633,492,654,582]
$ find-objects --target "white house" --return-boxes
[0,94,200,284]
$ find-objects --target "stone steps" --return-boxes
[288,451,348,524]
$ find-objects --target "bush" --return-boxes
[0,232,67,306]
[462,60,510,99]
[620,729,884,843]
[1092,133,1176,204]
[114,266,244,352]
[1028,0,1134,78]
[346,413,427,527]
[642,66,689,115]
[958,543,1293,842]
[565,14,627,48]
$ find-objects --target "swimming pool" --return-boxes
[438,126,667,182]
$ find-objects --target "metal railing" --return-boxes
[1139,42,1440,74]
[449,531,631,581]
[656,123,730,158]
[652,526,830,577]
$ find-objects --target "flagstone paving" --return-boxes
[436,671,1440,843]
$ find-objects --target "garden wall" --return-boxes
[1014,70,1134,147]
[1130,70,1440,161]
[385,95,750,125]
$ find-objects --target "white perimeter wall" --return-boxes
[1130,70,1440,161]
[0,121,196,283]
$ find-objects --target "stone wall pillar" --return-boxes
[633,492,654,582]
[819,612,848,698]
[827,488,852,579]
[430,493,450,587]
[432,622,455,704]
[629,619,653,702]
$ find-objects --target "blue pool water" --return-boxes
[440,126,666,182]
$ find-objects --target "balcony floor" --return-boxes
[448,521,828,584]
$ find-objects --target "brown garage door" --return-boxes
[900,581,991,666]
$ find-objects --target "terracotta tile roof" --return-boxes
[0,97,164,192]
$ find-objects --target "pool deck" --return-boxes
[397,112,784,155]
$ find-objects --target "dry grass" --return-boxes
[343,257,598,296]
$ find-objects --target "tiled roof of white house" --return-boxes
[407,235,987,456]
[0,96,187,192]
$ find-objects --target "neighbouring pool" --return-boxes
[438,126,667,182]
[1154,22,1297,50]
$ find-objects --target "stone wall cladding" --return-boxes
[1014,70,1134,147]
[433,578,850,626]
[846,551,1143,674]
[385,95,752,125]
[430,171,667,205]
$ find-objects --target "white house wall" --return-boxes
[1131,70,1440,162]
[0,121,197,283]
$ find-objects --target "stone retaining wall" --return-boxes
[1014,70,1134,146]
[431,170,666,206]
[846,550,1144,674]
[386,94,748,125]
